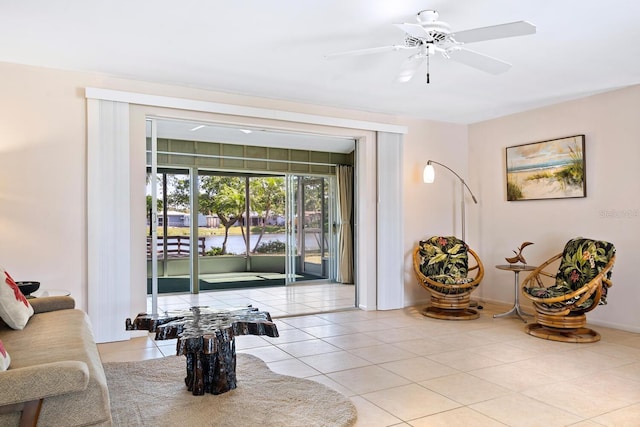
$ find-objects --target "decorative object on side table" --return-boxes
[505,241,534,265]
[16,281,40,297]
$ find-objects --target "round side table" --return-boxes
[494,264,536,322]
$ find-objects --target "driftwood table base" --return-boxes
[126,306,278,395]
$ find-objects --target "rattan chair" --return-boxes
[413,236,484,320]
[521,237,616,343]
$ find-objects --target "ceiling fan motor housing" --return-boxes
[416,10,451,44]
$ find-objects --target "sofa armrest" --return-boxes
[0,360,89,406]
[29,296,75,314]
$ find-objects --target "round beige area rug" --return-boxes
[104,353,357,427]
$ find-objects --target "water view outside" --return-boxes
[149,231,323,257]
[147,174,328,256]
[203,233,322,255]
[204,234,282,255]
[147,173,331,282]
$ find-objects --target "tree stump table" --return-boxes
[126,306,278,395]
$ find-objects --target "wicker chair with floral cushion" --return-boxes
[522,237,616,343]
[413,236,484,320]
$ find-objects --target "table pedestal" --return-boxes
[493,265,536,323]
[184,336,236,395]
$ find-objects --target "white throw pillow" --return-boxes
[0,267,34,330]
[0,338,10,370]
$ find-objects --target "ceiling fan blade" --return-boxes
[397,54,426,83]
[449,48,512,74]
[325,45,412,59]
[394,23,433,41]
[453,21,536,44]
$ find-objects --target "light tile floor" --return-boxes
[98,286,640,427]
[146,281,357,317]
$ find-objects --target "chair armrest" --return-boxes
[29,296,75,314]
[0,360,89,406]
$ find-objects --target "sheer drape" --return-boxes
[336,165,354,284]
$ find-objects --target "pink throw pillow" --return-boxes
[0,268,34,330]
[0,338,9,370]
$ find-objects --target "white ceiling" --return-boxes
[2,1,640,124]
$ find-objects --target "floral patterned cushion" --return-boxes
[525,237,615,309]
[428,275,475,285]
[418,236,472,294]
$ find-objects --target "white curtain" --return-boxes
[336,165,354,284]
[376,131,403,309]
[87,99,131,343]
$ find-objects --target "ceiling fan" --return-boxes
[326,10,536,83]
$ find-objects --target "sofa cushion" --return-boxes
[0,308,111,425]
[0,268,34,329]
[0,338,9,370]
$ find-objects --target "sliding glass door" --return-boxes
[147,118,347,307]
[147,121,200,311]
[285,174,337,284]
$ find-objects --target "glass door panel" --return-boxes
[198,174,247,258]
[163,171,193,261]
[284,174,337,284]
[248,176,286,255]
[146,119,158,314]
[146,123,199,307]
[302,177,324,276]
[146,169,192,293]
[285,175,299,284]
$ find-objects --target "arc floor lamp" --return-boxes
[423,160,478,242]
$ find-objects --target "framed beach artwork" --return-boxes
[506,135,586,201]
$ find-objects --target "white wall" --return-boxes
[469,85,640,332]
[0,63,88,306]
[0,61,460,325]
[402,119,469,305]
[4,59,635,333]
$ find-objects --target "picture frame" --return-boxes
[506,135,586,201]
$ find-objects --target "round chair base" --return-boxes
[423,306,479,320]
[525,323,601,343]
[536,312,587,329]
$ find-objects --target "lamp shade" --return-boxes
[423,164,435,183]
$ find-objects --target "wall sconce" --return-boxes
[423,160,478,242]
